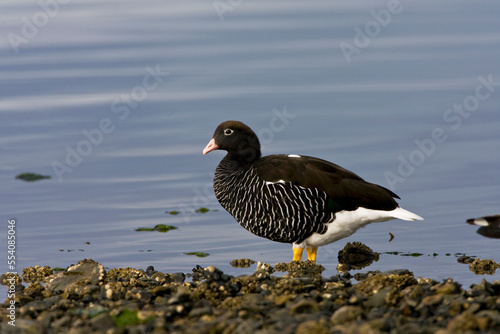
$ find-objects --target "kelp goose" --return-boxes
[203,120,423,262]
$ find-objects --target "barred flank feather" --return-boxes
[214,156,333,244]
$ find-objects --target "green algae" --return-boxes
[165,207,212,215]
[184,252,210,258]
[195,207,210,213]
[135,224,177,233]
[112,308,153,327]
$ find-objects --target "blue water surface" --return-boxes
[1,0,499,292]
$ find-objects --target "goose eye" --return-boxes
[224,128,234,136]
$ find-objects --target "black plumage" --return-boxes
[203,120,422,262]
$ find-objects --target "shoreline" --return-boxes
[1,258,500,333]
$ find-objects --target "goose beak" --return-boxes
[203,138,218,155]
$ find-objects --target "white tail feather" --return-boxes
[303,206,423,247]
[390,207,423,221]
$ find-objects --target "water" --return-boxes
[1,0,499,294]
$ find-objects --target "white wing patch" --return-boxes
[265,179,286,186]
[288,154,301,158]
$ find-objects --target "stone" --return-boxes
[90,313,115,332]
[295,320,329,334]
[330,305,363,325]
[46,259,105,293]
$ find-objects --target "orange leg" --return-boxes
[306,246,318,263]
[292,247,303,261]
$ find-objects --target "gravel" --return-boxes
[1,254,500,333]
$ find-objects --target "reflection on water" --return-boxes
[467,215,500,239]
[337,241,380,272]
[1,0,500,290]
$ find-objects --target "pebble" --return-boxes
[1,256,500,333]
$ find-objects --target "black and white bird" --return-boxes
[203,120,423,263]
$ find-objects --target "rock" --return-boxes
[421,294,443,307]
[51,314,72,329]
[22,266,53,283]
[295,320,329,334]
[433,279,461,295]
[107,267,146,282]
[46,259,105,293]
[469,259,498,275]
[289,300,319,314]
[145,266,155,276]
[275,261,324,278]
[24,282,44,296]
[476,310,500,327]
[0,272,23,285]
[470,278,495,296]
[230,258,256,268]
[170,272,186,284]
[337,242,379,271]
[90,312,115,330]
[255,261,274,276]
[446,312,479,332]
[457,255,475,264]
[355,272,417,295]
[383,269,412,276]
[330,305,363,325]
[364,286,393,308]
[5,258,500,333]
